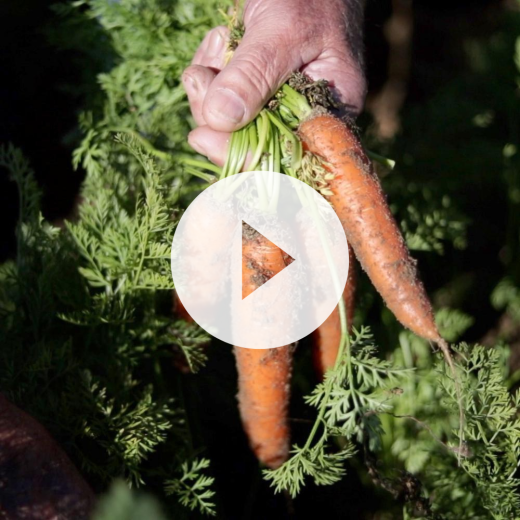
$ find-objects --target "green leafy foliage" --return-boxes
[305,327,409,441]
[52,0,226,181]
[435,308,475,343]
[69,375,178,486]
[2,0,520,517]
[67,134,176,298]
[397,191,469,254]
[380,336,520,519]
[266,314,520,518]
[265,327,410,496]
[169,319,210,373]
[265,440,355,497]
[492,277,520,324]
[1,0,226,514]
[0,137,214,512]
[453,345,520,517]
[165,458,216,517]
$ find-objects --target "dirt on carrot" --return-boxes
[299,113,441,343]
[298,111,464,438]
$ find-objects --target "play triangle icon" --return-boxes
[242,220,295,300]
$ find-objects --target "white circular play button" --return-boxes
[171,171,349,349]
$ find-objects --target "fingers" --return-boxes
[182,65,217,126]
[192,26,229,70]
[182,25,229,126]
[201,24,297,132]
[301,50,367,117]
[182,0,368,166]
[188,126,231,167]
[188,126,253,169]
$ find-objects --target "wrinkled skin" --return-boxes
[183,0,367,165]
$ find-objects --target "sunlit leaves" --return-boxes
[165,459,216,517]
[266,327,408,497]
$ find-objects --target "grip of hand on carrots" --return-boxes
[183,39,463,466]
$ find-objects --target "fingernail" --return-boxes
[182,72,199,95]
[210,30,224,53]
[208,88,245,124]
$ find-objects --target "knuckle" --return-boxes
[325,44,365,77]
[232,55,274,104]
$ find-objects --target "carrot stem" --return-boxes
[265,110,302,170]
[248,123,258,166]
[221,130,237,178]
[294,185,352,452]
[182,167,216,183]
[182,157,222,175]
[366,150,396,170]
[279,85,312,120]
[274,126,281,173]
[235,125,250,173]
[247,111,269,171]
[227,128,245,177]
[303,294,350,451]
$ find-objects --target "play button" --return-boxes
[241,220,295,300]
[171,171,349,349]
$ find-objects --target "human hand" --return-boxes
[182,0,367,165]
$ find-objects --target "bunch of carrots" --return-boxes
[180,37,461,472]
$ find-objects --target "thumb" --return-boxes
[202,26,297,132]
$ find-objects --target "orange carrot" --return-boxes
[312,244,356,378]
[234,223,294,469]
[300,114,443,346]
[298,113,462,432]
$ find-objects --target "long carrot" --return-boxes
[291,106,463,438]
[299,114,442,345]
[234,223,294,469]
[312,244,356,379]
